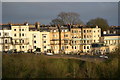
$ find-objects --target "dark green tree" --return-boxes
[87,17,109,31]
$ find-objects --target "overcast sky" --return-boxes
[1,0,120,2]
[118,2,120,26]
[2,2,118,26]
[0,2,1,24]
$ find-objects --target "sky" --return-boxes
[0,2,1,24]
[1,0,120,2]
[2,2,119,26]
[118,2,120,26]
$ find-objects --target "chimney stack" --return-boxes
[35,22,40,30]
[96,25,98,28]
[24,22,29,26]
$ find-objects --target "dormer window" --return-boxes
[62,30,64,32]
[65,30,67,32]
[54,30,56,32]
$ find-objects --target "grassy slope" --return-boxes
[2,53,118,78]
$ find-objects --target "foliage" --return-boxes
[87,17,109,31]
[2,53,118,79]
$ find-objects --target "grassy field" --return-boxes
[2,53,118,79]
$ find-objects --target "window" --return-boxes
[53,35,55,37]
[62,30,64,32]
[22,33,24,36]
[64,34,68,37]
[20,46,22,49]
[14,34,16,37]
[84,35,86,38]
[87,40,89,44]
[19,33,21,36]
[87,35,89,38]
[66,46,68,49]
[43,35,46,38]
[5,40,8,43]
[15,40,17,43]
[104,40,106,43]
[90,40,92,43]
[43,41,46,43]
[64,40,68,44]
[5,46,9,49]
[90,35,92,38]
[72,41,74,43]
[72,46,74,49]
[87,30,89,32]
[4,33,8,36]
[62,46,64,50]
[53,34,57,37]
[22,29,24,31]
[72,30,74,33]
[14,29,16,31]
[84,30,86,33]
[34,35,36,38]
[74,36,77,38]
[84,46,86,49]
[83,40,86,43]
[44,46,46,48]
[87,46,89,49]
[75,41,76,44]
[19,40,22,43]
[22,46,24,48]
[0,33,1,36]
[75,46,76,49]
[54,30,56,32]
[34,40,36,43]
[34,46,36,49]
[55,46,58,49]
[19,29,21,31]
[22,40,24,43]
[74,37,77,38]
[75,30,78,33]
[65,30,67,32]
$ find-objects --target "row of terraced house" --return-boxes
[0,22,120,55]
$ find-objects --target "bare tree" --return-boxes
[51,18,64,26]
[50,12,84,26]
